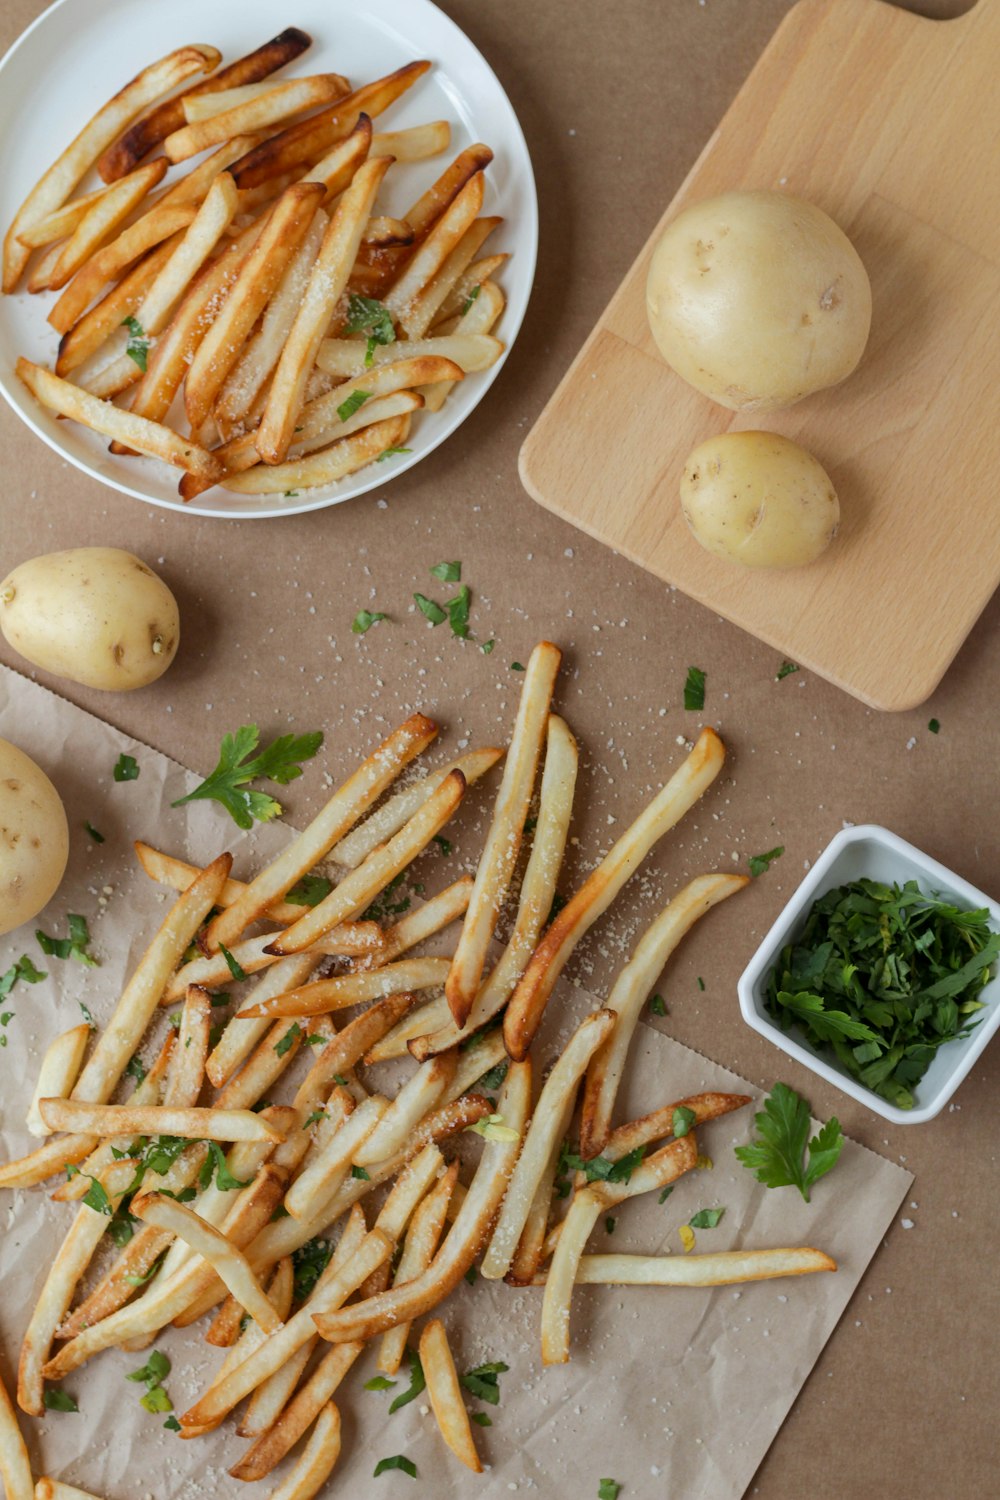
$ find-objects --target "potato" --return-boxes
[646,190,871,411]
[0,737,69,935]
[680,431,839,569]
[0,547,179,691]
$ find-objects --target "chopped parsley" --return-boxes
[430,561,461,583]
[480,639,495,655]
[43,1387,79,1412]
[352,609,387,635]
[292,1238,333,1301]
[460,1360,508,1405]
[446,583,471,638]
[374,1456,417,1479]
[697,976,705,992]
[775,661,799,681]
[476,1060,508,1092]
[471,1411,492,1426]
[275,1022,302,1058]
[0,952,46,1042]
[377,445,412,461]
[749,846,784,877]
[433,834,451,856]
[286,874,333,907]
[364,1375,397,1391]
[121,315,149,372]
[344,293,395,352]
[199,1141,251,1192]
[414,593,447,625]
[388,1348,425,1413]
[510,660,525,672]
[683,666,706,711]
[650,993,666,1017]
[113,752,140,782]
[337,389,371,422]
[735,1083,843,1202]
[461,284,482,315]
[558,1143,644,1190]
[126,1349,173,1417]
[657,1185,674,1205]
[36,914,98,967]
[351,1164,371,1180]
[219,943,248,982]
[124,1054,147,1085]
[928,718,940,734]
[604,1215,616,1234]
[598,1482,622,1500]
[171,724,323,830]
[84,821,105,843]
[688,1206,725,1229]
[672,1106,696,1138]
[79,1001,96,1029]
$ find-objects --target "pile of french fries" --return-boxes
[0,642,835,1500]
[3,31,510,499]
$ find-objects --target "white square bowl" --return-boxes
[737,824,1000,1124]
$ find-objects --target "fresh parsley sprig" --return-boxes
[735,1083,843,1202]
[171,724,323,830]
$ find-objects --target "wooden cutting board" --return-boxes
[520,0,1000,711]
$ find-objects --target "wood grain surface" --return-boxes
[522,0,1000,710]
[0,2,996,1497]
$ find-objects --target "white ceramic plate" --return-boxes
[0,0,537,519]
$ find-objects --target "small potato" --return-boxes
[0,737,69,936]
[646,190,871,411]
[680,431,839,569]
[0,547,179,691]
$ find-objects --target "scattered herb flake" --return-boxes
[283,490,299,498]
[0,954,46,1002]
[446,583,471,638]
[292,1238,332,1301]
[352,609,387,635]
[219,943,248,982]
[199,1140,251,1192]
[430,561,462,583]
[171,724,323,830]
[124,1054,147,1085]
[364,1375,397,1391]
[735,1083,844,1202]
[683,666,706,711]
[374,1456,417,1479]
[464,1264,478,1285]
[286,874,334,907]
[275,1022,302,1058]
[377,445,412,461]
[672,1106,697,1139]
[351,1164,371,1180]
[459,1360,508,1405]
[43,1388,78,1412]
[344,293,395,348]
[604,1215,616,1235]
[657,1185,674,1205]
[36,915,98,967]
[697,976,705,992]
[510,660,525,672]
[749,846,784,878]
[480,639,495,655]
[388,1348,425,1413]
[476,1060,508,1092]
[471,1411,492,1426]
[84,821,105,843]
[598,1482,622,1500]
[79,1001,96,1029]
[164,1415,182,1432]
[337,389,371,422]
[433,834,452,856]
[650,993,666,1017]
[461,284,482,315]
[688,1206,725,1229]
[113,753,140,782]
[414,593,447,625]
[466,1113,520,1143]
[928,718,940,734]
[776,661,800,681]
[122,315,149,372]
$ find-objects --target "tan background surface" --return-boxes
[0,1,996,1496]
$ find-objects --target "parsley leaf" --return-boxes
[460,1360,508,1405]
[113,752,140,782]
[127,1350,170,1386]
[433,834,451,856]
[292,1237,333,1301]
[461,284,482,315]
[84,821,105,843]
[683,666,706,711]
[480,639,495,655]
[0,953,46,1002]
[124,1054,147,1085]
[376,445,412,461]
[171,725,323,830]
[446,583,471,638]
[337,389,371,422]
[199,1141,251,1193]
[604,1215,616,1234]
[735,1083,844,1202]
[374,1456,417,1479]
[477,1060,508,1091]
[164,1415,182,1431]
[657,1185,674,1205]
[352,609,387,635]
[414,593,447,625]
[776,661,799,681]
[219,943,248,982]
[471,1411,492,1426]
[365,1375,397,1391]
[510,660,525,672]
[43,1387,79,1412]
[928,718,940,734]
[36,914,98,967]
[697,976,705,991]
[672,1106,696,1138]
[351,1163,371,1180]
[286,874,333,907]
[388,1348,425,1413]
[275,1022,302,1058]
[561,1145,645,1186]
[598,1482,622,1500]
[688,1206,725,1229]
[650,993,666,1016]
[430,561,462,583]
[344,293,395,348]
[749,846,784,877]
[122,315,149,372]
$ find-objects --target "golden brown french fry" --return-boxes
[183,81,303,124]
[213,207,327,440]
[265,1402,341,1500]
[131,1192,280,1332]
[356,1056,458,1170]
[39,1100,284,1144]
[337,751,502,870]
[406,145,495,242]
[316,330,502,379]
[292,993,423,1116]
[206,955,320,1089]
[482,1010,615,1281]
[16,182,116,250]
[242,957,452,1019]
[0,1373,32,1500]
[371,121,451,162]
[164,922,381,1001]
[54,237,178,376]
[363,215,414,248]
[55,1224,172,1340]
[580,874,749,1158]
[163,985,212,1107]
[0,1136,100,1191]
[312,1062,530,1343]
[267,770,466,955]
[421,278,505,412]
[237,1338,313,1438]
[366,878,473,969]
[231,63,430,190]
[24,241,64,295]
[433,254,509,326]
[400,215,500,338]
[383,172,485,331]
[283,1095,387,1221]
[98,30,310,181]
[602,1092,752,1161]
[74,853,230,1105]
[165,75,348,164]
[184,181,324,430]
[47,159,167,291]
[35,1481,106,1500]
[15,360,219,481]
[48,202,199,334]
[561,1247,838,1285]
[446,641,561,1025]
[156,135,263,212]
[377,1165,456,1375]
[134,840,357,929]
[413,714,577,1059]
[206,714,437,953]
[230,1344,362,1481]
[505,728,727,1060]
[25,1024,90,1137]
[255,155,392,465]
[213,400,419,493]
[421,1318,482,1472]
[18,1159,136,1413]
[207,1253,294,1350]
[3,45,219,291]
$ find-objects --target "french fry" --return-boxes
[73,853,230,1104]
[16,182,117,250]
[446,641,562,1026]
[165,75,349,164]
[539,1137,698,1365]
[162,926,375,1002]
[35,1482,106,1500]
[213,207,327,440]
[163,986,212,1107]
[18,1159,137,1413]
[48,202,200,334]
[207,955,320,1088]
[505,728,727,1060]
[242,957,452,1020]
[131,1192,280,1332]
[405,144,495,242]
[25,1024,90,1137]
[399,215,500,338]
[156,136,263,212]
[15,360,220,481]
[182,81,304,125]
[561,1247,838,1285]
[217,407,418,493]
[206,714,437,953]
[377,1164,456,1374]
[98,30,311,181]
[54,236,180,377]
[207,1253,294,1350]
[0,1372,32,1500]
[46,159,168,290]
[383,172,485,330]
[413,714,577,1059]
[316,330,502,379]
[0,1135,97,1191]
[440,1033,509,1103]
[39,1100,284,1144]
[265,1402,341,1500]
[25,241,65,295]
[184,181,324,430]
[580,874,749,1158]
[267,769,466,956]
[355,1053,457,1167]
[434,254,510,326]
[421,277,506,412]
[481,1010,614,1281]
[366,877,473,969]
[231,62,430,190]
[372,121,451,162]
[336,750,502,870]
[3,45,219,291]
[255,155,392,464]
[237,1339,313,1438]
[230,1343,362,1481]
[283,1094,387,1221]
[421,1318,482,1472]
[313,1062,530,1343]
[291,994,423,1119]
